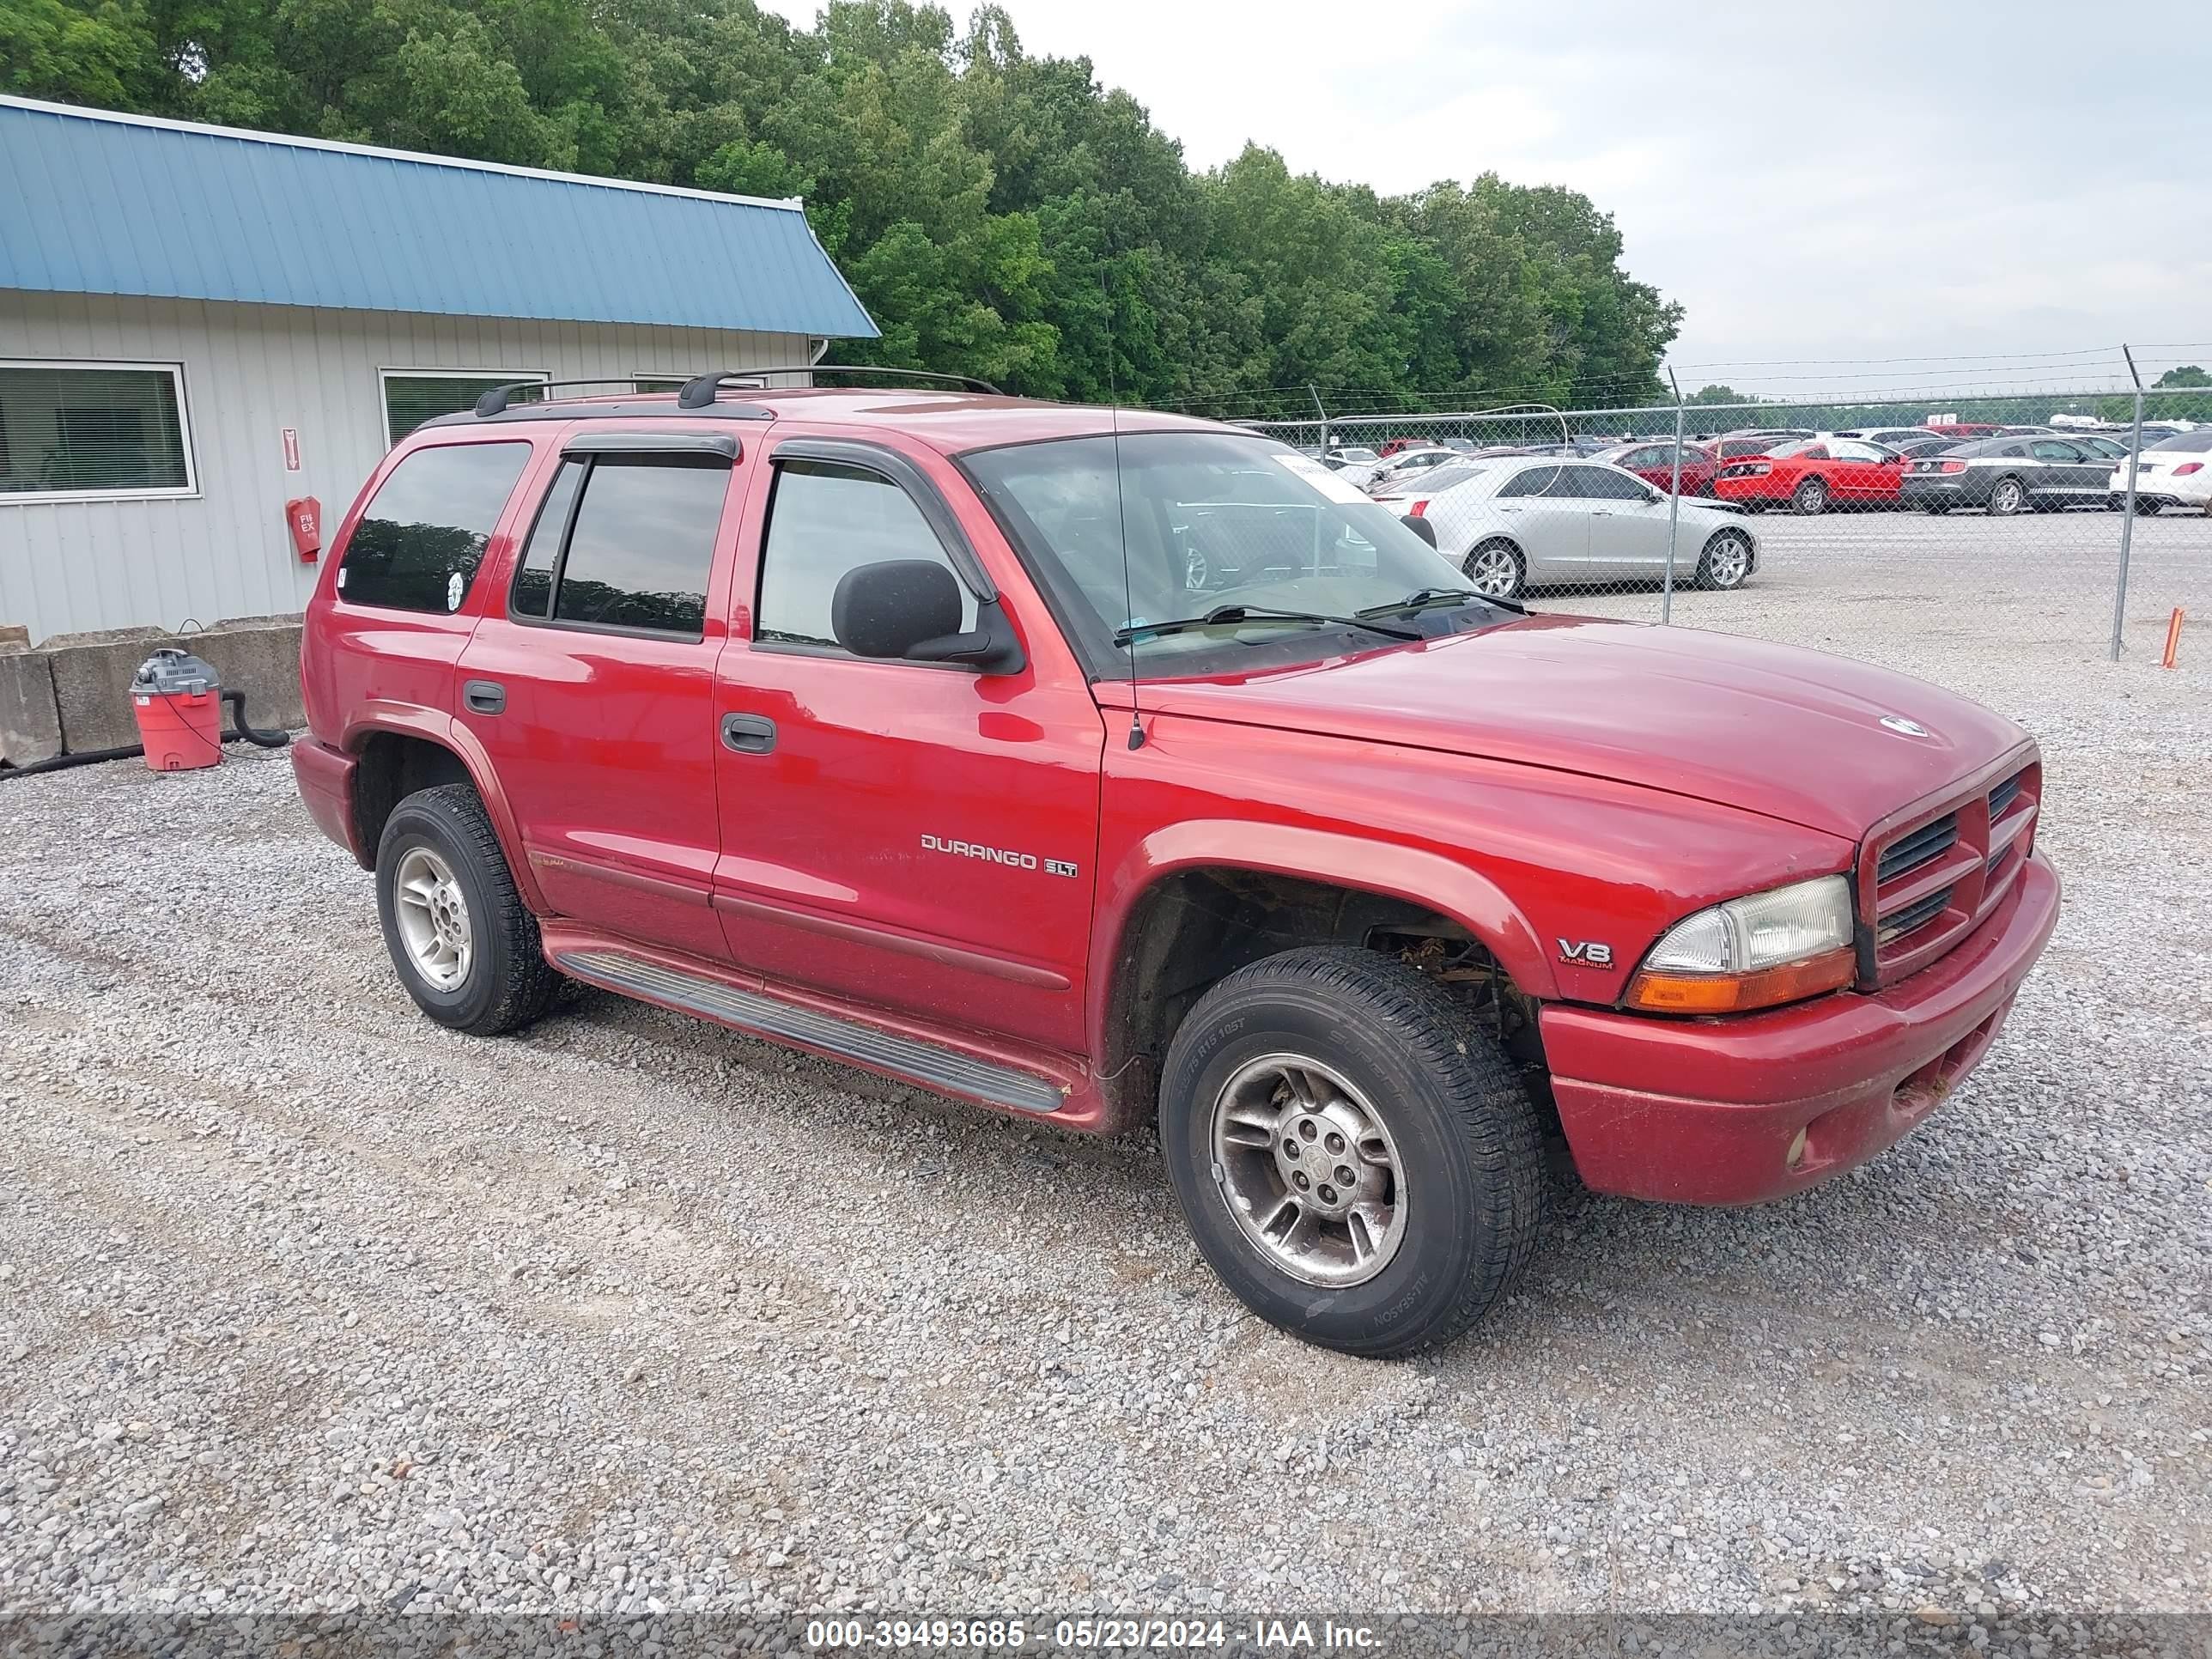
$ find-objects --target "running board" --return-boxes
[554,948,1066,1115]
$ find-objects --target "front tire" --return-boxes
[375,783,557,1036]
[1462,538,1527,601]
[1159,946,1544,1358]
[1696,528,1755,590]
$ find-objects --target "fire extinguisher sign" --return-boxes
[282,428,301,471]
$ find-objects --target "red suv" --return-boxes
[295,372,2060,1358]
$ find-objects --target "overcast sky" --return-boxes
[766,0,2210,398]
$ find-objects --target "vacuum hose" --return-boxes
[0,686,292,780]
[222,688,293,748]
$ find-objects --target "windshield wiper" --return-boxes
[1359,586,1524,618]
[1113,605,1421,648]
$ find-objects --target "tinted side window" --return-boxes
[510,459,585,619]
[338,441,532,613]
[757,460,976,651]
[549,457,729,637]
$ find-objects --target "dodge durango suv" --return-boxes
[295,370,2061,1358]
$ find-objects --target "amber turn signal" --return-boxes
[1626,945,1856,1015]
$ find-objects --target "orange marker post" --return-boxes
[2161,608,2185,670]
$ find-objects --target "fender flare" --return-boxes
[340,703,549,915]
[1087,818,1559,1063]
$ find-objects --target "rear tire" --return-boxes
[1987,477,2027,517]
[375,783,557,1036]
[2132,496,2162,517]
[1159,946,1544,1358]
[1462,538,1527,600]
[1791,477,1828,515]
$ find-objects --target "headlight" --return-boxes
[1626,874,1856,1014]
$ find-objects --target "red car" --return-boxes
[1714,438,1908,514]
[295,372,2058,1358]
[1375,435,1438,458]
[1595,440,1719,495]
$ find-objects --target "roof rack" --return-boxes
[473,379,677,417]
[677,364,1003,410]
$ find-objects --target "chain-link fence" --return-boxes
[1212,350,2210,672]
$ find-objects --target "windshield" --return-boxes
[963,431,1505,676]
[2149,429,2212,453]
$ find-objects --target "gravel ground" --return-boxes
[1,526,2207,1654]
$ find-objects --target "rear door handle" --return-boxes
[721,713,777,755]
[462,678,505,715]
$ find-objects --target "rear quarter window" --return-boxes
[337,441,532,613]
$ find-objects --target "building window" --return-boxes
[380,369,549,446]
[0,362,196,501]
[633,377,688,394]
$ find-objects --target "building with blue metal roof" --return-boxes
[0,94,878,642]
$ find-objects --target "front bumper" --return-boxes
[1541,852,2060,1205]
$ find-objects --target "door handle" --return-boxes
[462,678,505,715]
[1591,510,1613,517]
[721,713,777,755]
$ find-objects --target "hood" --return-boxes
[1130,616,2031,838]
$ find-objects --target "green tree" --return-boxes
[3,0,1683,407]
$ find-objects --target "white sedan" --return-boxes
[2109,430,2212,514]
[1418,457,1760,600]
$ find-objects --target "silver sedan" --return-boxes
[1419,457,1760,600]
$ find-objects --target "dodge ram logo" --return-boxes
[1880,714,1932,738]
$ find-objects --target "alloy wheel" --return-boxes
[1465,544,1522,599]
[1208,1053,1407,1288]
[392,846,472,991]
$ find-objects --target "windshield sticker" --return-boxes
[1272,452,1374,505]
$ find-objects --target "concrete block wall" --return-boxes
[0,615,305,766]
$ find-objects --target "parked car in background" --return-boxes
[1714,439,1906,514]
[1712,432,1810,468]
[1370,463,1482,515]
[1595,440,1719,496]
[1419,458,1759,599]
[2109,428,2212,514]
[1322,446,1380,471]
[2063,434,2129,461]
[1901,435,2118,515]
[1835,427,1942,447]
[1376,436,1439,458]
[1926,422,2002,439]
[1348,446,1459,494]
[1893,436,1967,462]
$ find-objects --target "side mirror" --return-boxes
[830,559,1025,674]
[1400,513,1438,547]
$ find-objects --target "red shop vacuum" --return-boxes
[125,647,292,773]
[130,648,227,771]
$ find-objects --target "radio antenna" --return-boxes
[1107,275,1144,750]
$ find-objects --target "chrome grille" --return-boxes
[1878,811,1958,884]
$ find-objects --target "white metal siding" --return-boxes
[0,290,806,641]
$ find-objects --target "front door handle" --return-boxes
[462,678,505,715]
[721,713,777,755]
